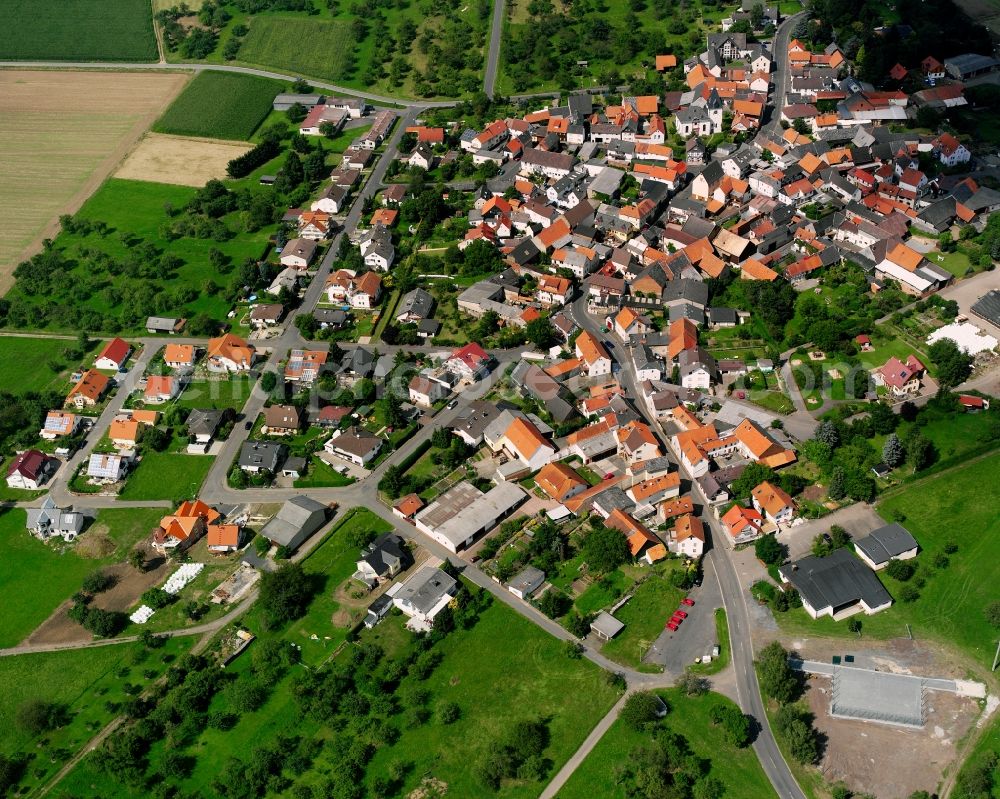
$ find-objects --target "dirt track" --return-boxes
[0,69,190,293]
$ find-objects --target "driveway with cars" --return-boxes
[643,552,726,673]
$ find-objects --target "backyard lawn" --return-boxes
[173,376,255,411]
[292,456,355,488]
[557,688,776,799]
[118,452,214,501]
[602,568,685,669]
[280,507,391,664]
[776,453,1000,674]
[0,636,192,796]
[0,507,164,646]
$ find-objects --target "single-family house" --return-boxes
[873,354,926,397]
[446,342,492,382]
[6,449,57,490]
[280,238,318,270]
[262,404,303,435]
[534,462,588,503]
[26,497,84,542]
[751,481,796,526]
[40,411,80,440]
[721,504,763,544]
[355,533,411,587]
[389,566,458,631]
[144,374,181,404]
[575,331,612,377]
[671,514,705,558]
[65,370,110,408]
[163,344,196,369]
[86,451,133,483]
[238,440,286,473]
[95,337,131,371]
[325,426,382,466]
[206,334,256,372]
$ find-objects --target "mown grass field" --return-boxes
[0,636,193,795]
[0,70,188,290]
[557,689,776,799]
[152,72,286,141]
[776,452,1000,675]
[0,335,96,395]
[118,452,214,501]
[0,507,164,647]
[0,0,157,60]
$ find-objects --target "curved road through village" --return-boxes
[2,10,813,797]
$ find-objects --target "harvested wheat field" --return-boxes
[0,69,189,291]
[116,132,252,186]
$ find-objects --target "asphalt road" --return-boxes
[483,0,505,98]
[567,285,806,799]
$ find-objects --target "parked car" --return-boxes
[245,421,253,431]
[447,400,458,409]
[674,610,688,619]
[681,598,695,607]
[666,621,679,631]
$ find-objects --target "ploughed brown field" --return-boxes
[0,69,190,292]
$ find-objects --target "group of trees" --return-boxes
[476,719,551,789]
[502,0,687,93]
[67,569,128,638]
[755,642,821,765]
[156,2,230,58]
[258,563,317,630]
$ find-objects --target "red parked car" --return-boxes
[666,621,679,631]
[674,610,688,619]
[681,598,695,607]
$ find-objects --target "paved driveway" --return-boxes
[778,503,887,560]
[644,551,725,673]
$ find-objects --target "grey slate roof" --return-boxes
[972,289,1000,327]
[779,549,892,613]
[854,523,918,566]
[238,441,286,471]
[397,288,434,320]
[394,566,458,615]
[261,495,327,546]
[360,533,410,576]
[187,408,228,438]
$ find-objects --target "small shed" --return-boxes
[591,611,625,641]
[507,566,545,600]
